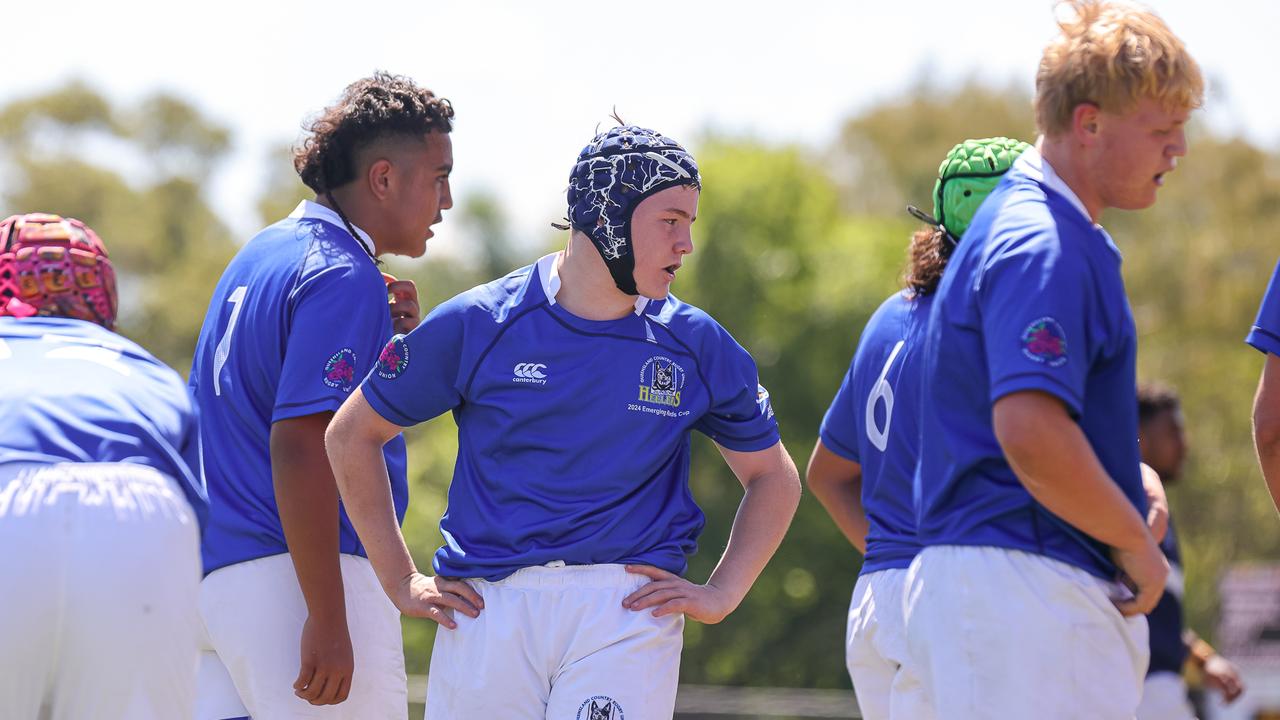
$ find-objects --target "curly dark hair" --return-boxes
[903,227,954,297]
[1137,381,1181,424]
[293,72,454,193]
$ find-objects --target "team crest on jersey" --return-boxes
[1021,317,1067,367]
[377,336,409,379]
[576,696,624,720]
[322,347,358,391]
[638,355,686,408]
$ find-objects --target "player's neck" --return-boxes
[554,235,638,321]
[314,190,386,256]
[1039,136,1104,224]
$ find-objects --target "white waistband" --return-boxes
[477,563,650,590]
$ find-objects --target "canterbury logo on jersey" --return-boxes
[512,362,548,384]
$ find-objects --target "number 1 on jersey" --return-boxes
[865,340,905,452]
[212,285,248,397]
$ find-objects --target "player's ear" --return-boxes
[1071,102,1101,145]
[367,158,394,202]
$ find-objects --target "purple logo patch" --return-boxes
[322,347,358,391]
[377,336,410,380]
[1021,317,1067,367]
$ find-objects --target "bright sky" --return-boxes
[5,0,1276,256]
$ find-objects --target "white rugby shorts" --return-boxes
[846,568,935,720]
[0,462,201,720]
[904,545,1149,720]
[196,552,406,720]
[425,563,684,720]
[1137,671,1198,720]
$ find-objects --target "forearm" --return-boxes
[1255,436,1280,514]
[1184,628,1215,666]
[1252,355,1280,514]
[271,419,346,622]
[995,394,1151,552]
[805,442,868,553]
[1141,462,1169,542]
[1253,415,1280,516]
[810,485,868,554]
[705,460,801,608]
[326,416,418,597]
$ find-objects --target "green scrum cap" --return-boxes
[908,136,1032,243]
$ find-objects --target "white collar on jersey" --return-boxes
[289,200,377,257]
[1014,145,1096,227]
[537,252,650,316]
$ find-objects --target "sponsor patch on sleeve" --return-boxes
[757,383,775,420]
[1021,317,1068,367]
[376,336,410,380]
[322,347,358,391]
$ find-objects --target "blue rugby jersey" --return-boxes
[818,291,931,573]
[190,201,407,574]
[361,253,781,581]
[1247,259,1280,356]
[0,316,207,525]
[915,149,1147,579]
[1147,513,1188,675]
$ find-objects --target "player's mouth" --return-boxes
[663,263,681,281]
[424,215,443,241]
[1154,162,1177,187]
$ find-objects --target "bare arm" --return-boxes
[1253,353,1280,516]
[992,390,1167,615]
[325,388,481,629]
[805,440,867,554]
[270,413,351,705]
[1184,628,1245,703]
[1141,462,1169,542]
[625,440,801,624]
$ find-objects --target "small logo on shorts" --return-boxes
[1021,317,1067,367]
[576,696,624,720]
[322,347,358,391]
[377,336,410,379]
[513,362,548,384]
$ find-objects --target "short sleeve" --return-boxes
[1247,259,1280,356]
[272,265,389,422]
[980,234,1101,417]
[693,326,781,452]
[361,297,467,427]
[818,364,861,462]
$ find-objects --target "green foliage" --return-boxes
[673,138,907,687]
[0,82,238,370]
[256,142,310,227]
[836,78,1035,217]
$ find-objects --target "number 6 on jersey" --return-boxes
[865,340,905,452]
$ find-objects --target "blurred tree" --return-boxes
[0,81,237,370]
[456,188,519,280]
[256,141,310,227]
[835,78,1035,217]
[672,137,909,687]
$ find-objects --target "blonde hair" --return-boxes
[1035,0,1204,136]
